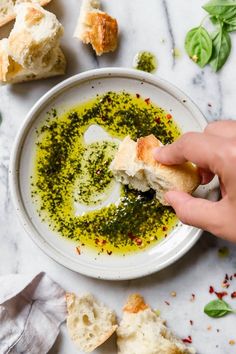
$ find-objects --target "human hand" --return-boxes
[154,120,236,241]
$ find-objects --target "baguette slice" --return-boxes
[110,135,200,205]
[66,292,118,353]
[8,3,64,73]
[117,294,196,354]
[74,0,118,55]
[0,0,52,28]
[0,39,66,84]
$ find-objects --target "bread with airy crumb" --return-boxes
[66,292,118,353]
[0,39,66,84]
[117,294,196,354]
[0,0,52,28]
[74,0,118,55]
[110,135,200,205]
[8,3,64,73]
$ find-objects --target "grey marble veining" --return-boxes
[1,1,236,353]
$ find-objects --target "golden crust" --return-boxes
[123,294,149,314]
[86,12,118,55]
[137,134,201,195]
[137,134,163,166]
[25,7,45,26]
[0,0,52,28]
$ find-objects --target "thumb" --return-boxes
[165,191,221,234]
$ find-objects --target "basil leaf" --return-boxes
[204,299,234,318]
[224,16,236,31]
[210,27,231,71]
[210,15,221,24]
[185,26,212,67]
[203,0,236,20]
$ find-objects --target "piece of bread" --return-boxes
[0,0,52,28]
[8,3,64,73]
[110,135,200,205]
[0,39,66,84]
[66,292,118,353]
[117,294,196,354]
[74,0,118,55]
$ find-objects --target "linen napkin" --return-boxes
[0,272,66,354]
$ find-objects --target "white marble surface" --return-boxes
[1,0,236,353]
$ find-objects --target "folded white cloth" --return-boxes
[0,272,66,354]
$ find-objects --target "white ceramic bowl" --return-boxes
[9,68,218,280]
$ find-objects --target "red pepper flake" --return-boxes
[230,275,233,281]
[222,281,230,288]
[95,238,99,245]
[162,226,168,231]
[208,103,212,107]
[164,301,170,306]
[215,291,228,300]
[145,98,150,104]
[225,274,229,281]
[101,116,107,121]
[155,117,161,124]
[209,286,214,294]
[96,169,101,175]
[128,232,136,241]
[231,291,236,299]
[136,93,140,98]
[107,250,112,255]
[135,237,142,246]
[76,247,81,255]
[190,293,196,302]
[182,336,192,344]
[234,273,236,278]
[190,320,193,326]
[166,113,172,119]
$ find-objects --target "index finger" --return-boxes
[154,132,225,174]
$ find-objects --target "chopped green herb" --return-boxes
[31,91,180,255]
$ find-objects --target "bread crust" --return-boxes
[0,0,52,27]
[137,134,163,166]
[74,0,118,55]
[123,293,149,313]
[86,12,118,55]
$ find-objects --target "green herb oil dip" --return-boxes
[134,51,157,73]
[31,91,180,256]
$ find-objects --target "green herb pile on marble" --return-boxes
[185,0,236,72]
[204,299,236,318]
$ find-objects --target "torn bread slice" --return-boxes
[110,136,150,192]
[117,294,196,354]
[8,3,64,73]
[0,0,52,28]
[66,293,118,353]
[74,0,118,55]
[110,135,200,205]
[0,39,66,84]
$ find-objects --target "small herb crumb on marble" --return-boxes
[133,51,157,73]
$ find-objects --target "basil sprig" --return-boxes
[204,299,235,318]
[185,0,236,71]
